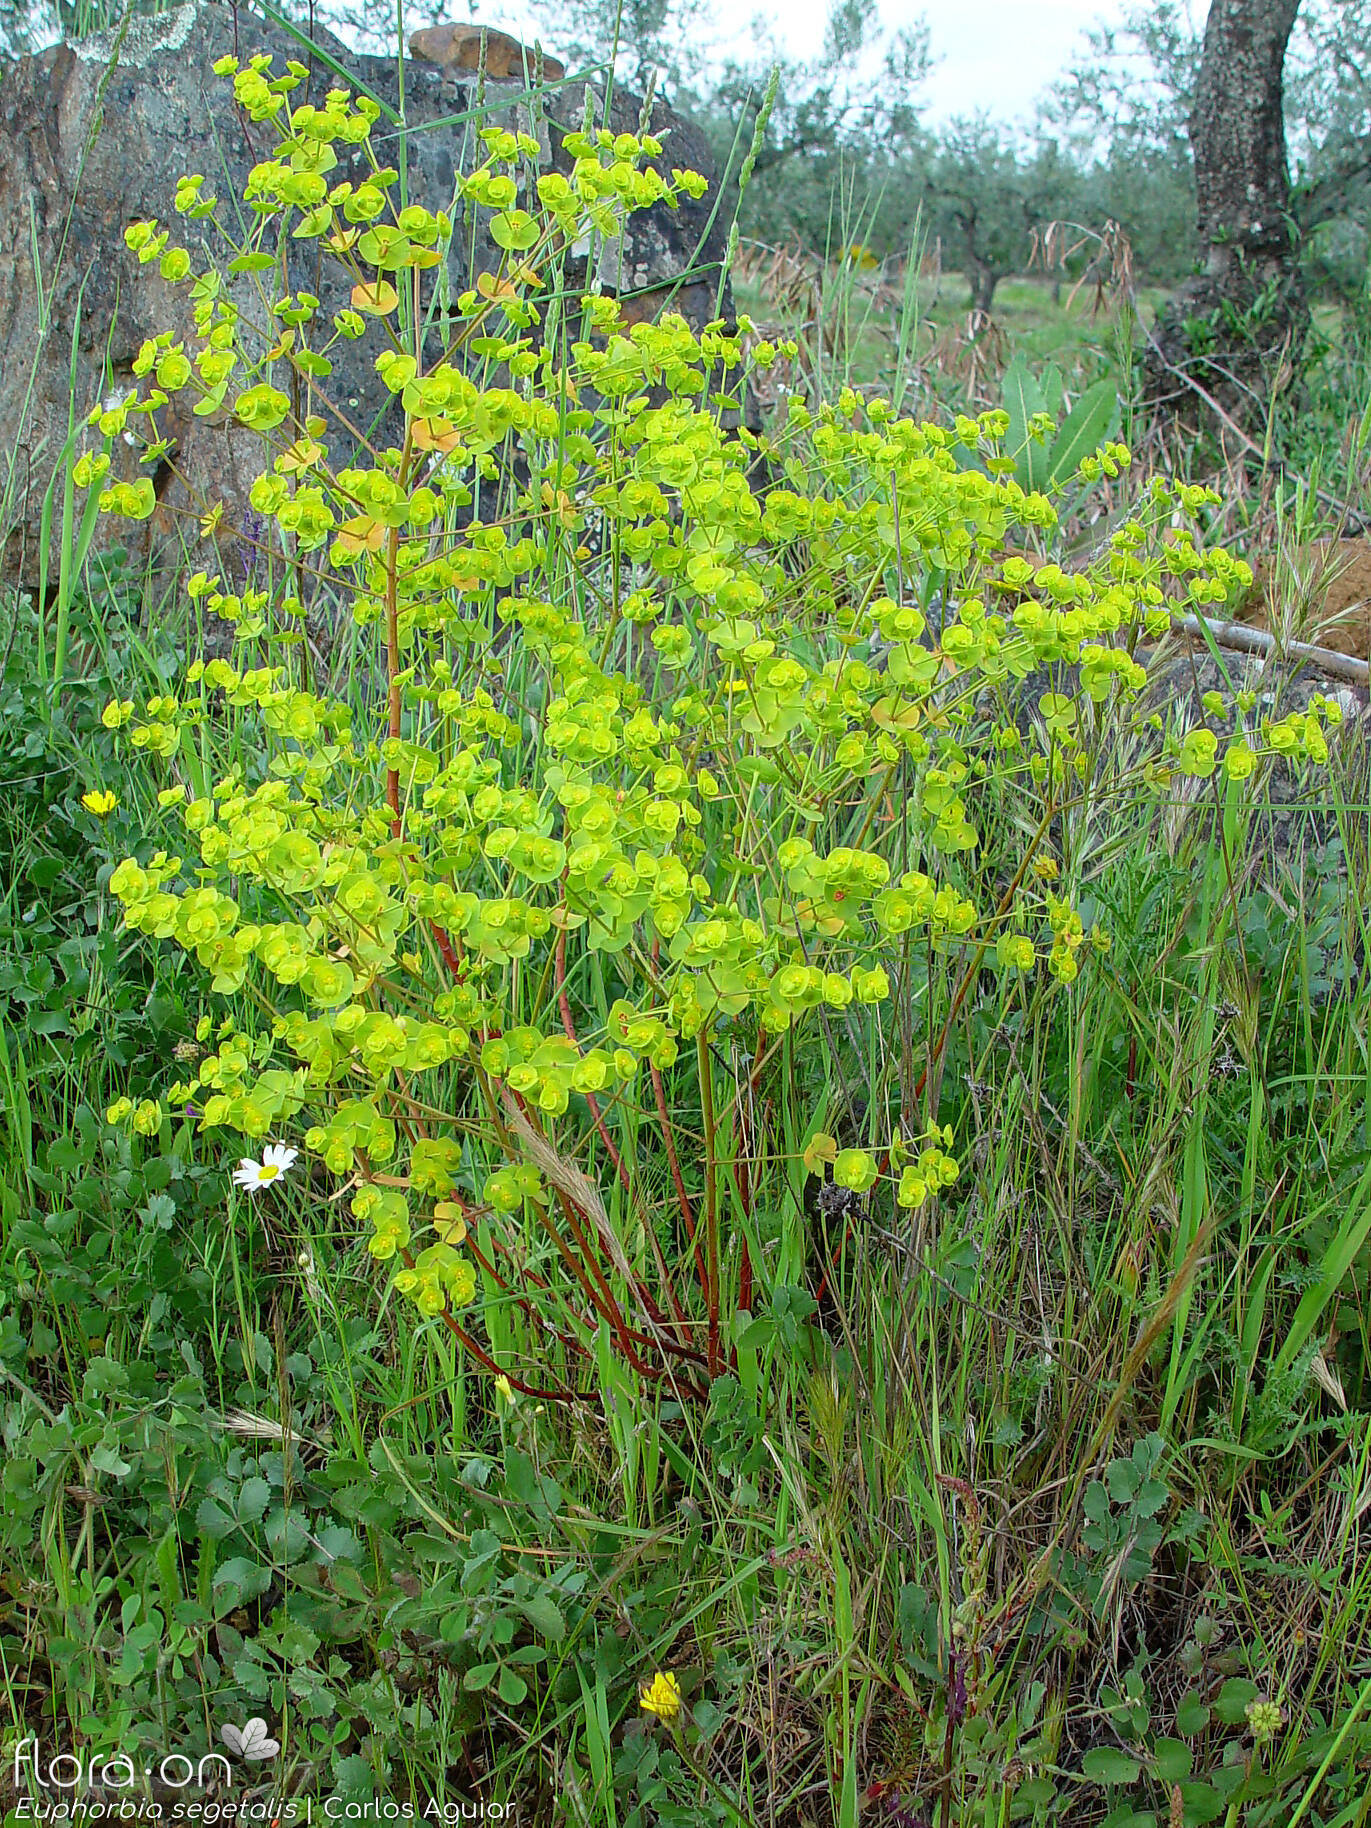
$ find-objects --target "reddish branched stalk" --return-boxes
[641,1204,696,1339]
[537,1181,639,1360]
[738,1221,754,1320]
[430,921,461,978]
[549,929,693,1346]
[526,1167,701,1374]
[466,1232,586,1359]
[649,940,708,1295]
[392,1241,574,1403]
[358,1159,572,1399]
[469,1088,644,1360]
[436,1312,574,1403]
[555,924,630,1196]
[651,1056,708,1295]
[541,1183,707,1373]
[697,1031,722,1376]
[508,1079,681,1343]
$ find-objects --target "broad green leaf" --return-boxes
[1177,1783,1224,1823]
[1153,1737,1193,1784]
[1175,1690,1210,1736]
[1083,1480,1112,1524]
[1001,355,1049,493]
[195,1497,235,1539]
[1214,1677,1259,1725]
[1040,362,1065,417]
[1111,1455,1140,1498]
[1082,1747,1141,1785]
[237,1476,271,1524]
[1047,378,1119,485]
[521,1592,566,1642]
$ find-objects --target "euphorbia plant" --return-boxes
[83,54,1340,1401]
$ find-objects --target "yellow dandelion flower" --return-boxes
[82,789,119,817]
[639,1671,682,1722]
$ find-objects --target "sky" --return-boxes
[737,0,1144,123]
[474,0,1183,125]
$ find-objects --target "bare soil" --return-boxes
[1243,537,1371,659]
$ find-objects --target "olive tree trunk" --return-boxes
[1146,0,1308,430]
[966,257,1002,319]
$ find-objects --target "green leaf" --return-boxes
[1082,1748,1141,1786]
[1083,1480,1112,1524]
[326,1560,371,1603]
[1152,1737,1193,1784]
[1047,379,1119,485]
[195,1497,235,1539]
[1214,1677,1258,1725]
[237,1476,271,1524]
[464,1662,499,1691]
[263,1507,310,1558]
[1272,1153,1371,1378]
[1134,1477,1170,1518]
[1177,1782,1224,1823]
[27,856,65,890]
[1175,1690,1210,1736]
[1106,1456,1141,1503]
[331,1755,375,1800]
[1001,355,1049,493]
[520,1592,566,1642]
[211,1558,273,1605]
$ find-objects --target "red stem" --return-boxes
[465,1231,587,1359]
[555,924,631,1197]
[430,922,461,977]
[652,1057,708,1295]
[550,928,687,1338]
[697,1032,721,1377]
[393,1241,575,1403]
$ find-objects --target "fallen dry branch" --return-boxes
[1173,611,1370,686]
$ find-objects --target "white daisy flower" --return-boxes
[232,1142,299,1193]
